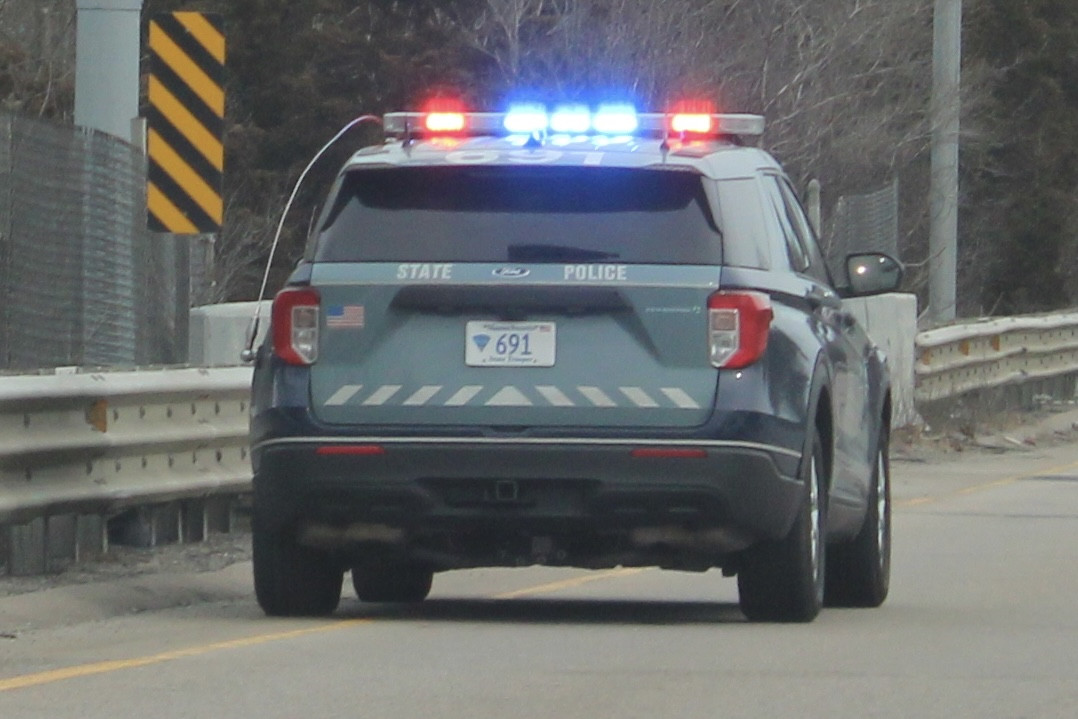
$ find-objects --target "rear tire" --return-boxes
[253,517,343,617]
[738,427,826,623]
[352,564,434,603]
[825,424,891,607]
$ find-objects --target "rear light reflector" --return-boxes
[316,445,386,456]
[631,448,708,459]
[707,291,773,369]
[272,287,320,366]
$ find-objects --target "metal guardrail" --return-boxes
[4,309,1078,574]
[0,367,251,528]
[915,312,1078,404]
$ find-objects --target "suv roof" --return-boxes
[344,135,778,180]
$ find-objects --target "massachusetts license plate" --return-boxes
[465,321,556,367]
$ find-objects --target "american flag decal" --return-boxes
[326,304,365,328]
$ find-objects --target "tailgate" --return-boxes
[308,263,719,429]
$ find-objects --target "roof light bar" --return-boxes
[383,110,765,139]
[425,112,466,133]
[671,113,714,134]
[593,104,639,135]
[550,104,592,134]
[503,104,550,134]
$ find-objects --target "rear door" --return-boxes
[307,165,724,430]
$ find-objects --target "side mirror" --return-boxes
[845,253,903,296]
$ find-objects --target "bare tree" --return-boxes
[0,0,76,119]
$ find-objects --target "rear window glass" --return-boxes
[312,166,722,264]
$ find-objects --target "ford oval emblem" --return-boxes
[493,267,530,278]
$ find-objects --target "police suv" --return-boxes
[249,103,902,622]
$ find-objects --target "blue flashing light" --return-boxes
[550,105,592,134]
[503,104,549,134]
[593,104,638,135]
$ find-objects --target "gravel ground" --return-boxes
[0,529,253,599]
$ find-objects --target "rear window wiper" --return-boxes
[507,244,621,263]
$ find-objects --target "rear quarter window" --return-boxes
[311,166,724,265]
[713,178,771,269]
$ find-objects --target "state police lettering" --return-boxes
[397,263,453,280]
[563,264,628,281]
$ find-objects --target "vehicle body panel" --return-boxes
[249,126,896,573]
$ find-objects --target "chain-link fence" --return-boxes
[0,113,189,371]
[826,179,899,266]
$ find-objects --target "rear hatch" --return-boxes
[307,164,723,430]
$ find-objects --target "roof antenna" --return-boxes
[402,117,414,155]
[241,114,383,363]
[660,114,672,163]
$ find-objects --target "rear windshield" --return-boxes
[311,166,722,264]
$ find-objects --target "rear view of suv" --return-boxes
[249,104,903,622]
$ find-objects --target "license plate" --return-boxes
[465,321,556,367]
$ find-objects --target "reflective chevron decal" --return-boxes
[321,384,703,410]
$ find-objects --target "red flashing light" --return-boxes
[426,112,466,133]
[671,113,714,134]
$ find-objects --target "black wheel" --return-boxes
[738,427,826,623]
[352,564,433,603]
[825,424,891,607]
[252,516,343,617]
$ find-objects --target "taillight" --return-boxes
[707,291,773,369]
[272,287,320,365]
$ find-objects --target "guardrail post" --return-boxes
[8,518,47,576]
[47,515,77,570]
[76,514,107,561]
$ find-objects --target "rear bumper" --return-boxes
[252,436,804,547]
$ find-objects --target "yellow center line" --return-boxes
[0,568,644,693]
[895,458,1078,508]
[492,567,647,599]
[0,619,370,693]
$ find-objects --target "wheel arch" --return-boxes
[806,356,835,496]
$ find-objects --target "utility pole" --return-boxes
[74,0,144,143]
[928,0,961,324]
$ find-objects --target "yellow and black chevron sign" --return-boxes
[147,12,224,234]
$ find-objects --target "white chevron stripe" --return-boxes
[363,385,402,406]
[620,386,659,408]
[578,386,617,407]
[661,387,701,409]
[324,385,362,406]
[486,386,533,406]
[536,385,575,407]
[403,385,443,406]
[445,385,483,406]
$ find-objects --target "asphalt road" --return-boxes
[1,440,1077,718]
